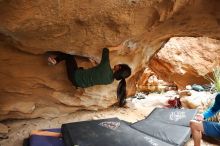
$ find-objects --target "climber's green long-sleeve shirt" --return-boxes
[73,48,114,88]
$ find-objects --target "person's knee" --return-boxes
[190,120,197,130]
[190,120,204,131]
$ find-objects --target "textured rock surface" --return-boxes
[149,37,220,88]
[0,42,123,120]
[0,123,8,134]
[0,0,160,55]
[1,0,220,120]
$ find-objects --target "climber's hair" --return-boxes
[113,64,131,107]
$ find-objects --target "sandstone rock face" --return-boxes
[1,0,220,120]
[0,0,150,120]
[0,0,161,55]
[0,123,8,134]
[149,37,220,88]
[0,123,8,139]
[0,42,123,120]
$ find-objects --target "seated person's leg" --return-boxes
[190,120,204,146]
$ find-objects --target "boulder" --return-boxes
[149,37,220,89]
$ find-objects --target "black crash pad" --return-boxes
[131,119,191,146]
[131,108,197,146]
[61,118,173,146]
[144,108,198,127]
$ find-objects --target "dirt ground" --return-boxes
[0,92,218,146]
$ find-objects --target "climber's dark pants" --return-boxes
[52,52,78,86]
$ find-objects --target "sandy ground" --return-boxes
[0,92,218,146]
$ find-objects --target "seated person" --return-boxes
[190,93,220,146]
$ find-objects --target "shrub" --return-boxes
[205,65,220,92]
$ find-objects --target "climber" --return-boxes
[190,93,220,146]
[47,48,131,107]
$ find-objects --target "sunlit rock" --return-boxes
[149,37,220,88]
